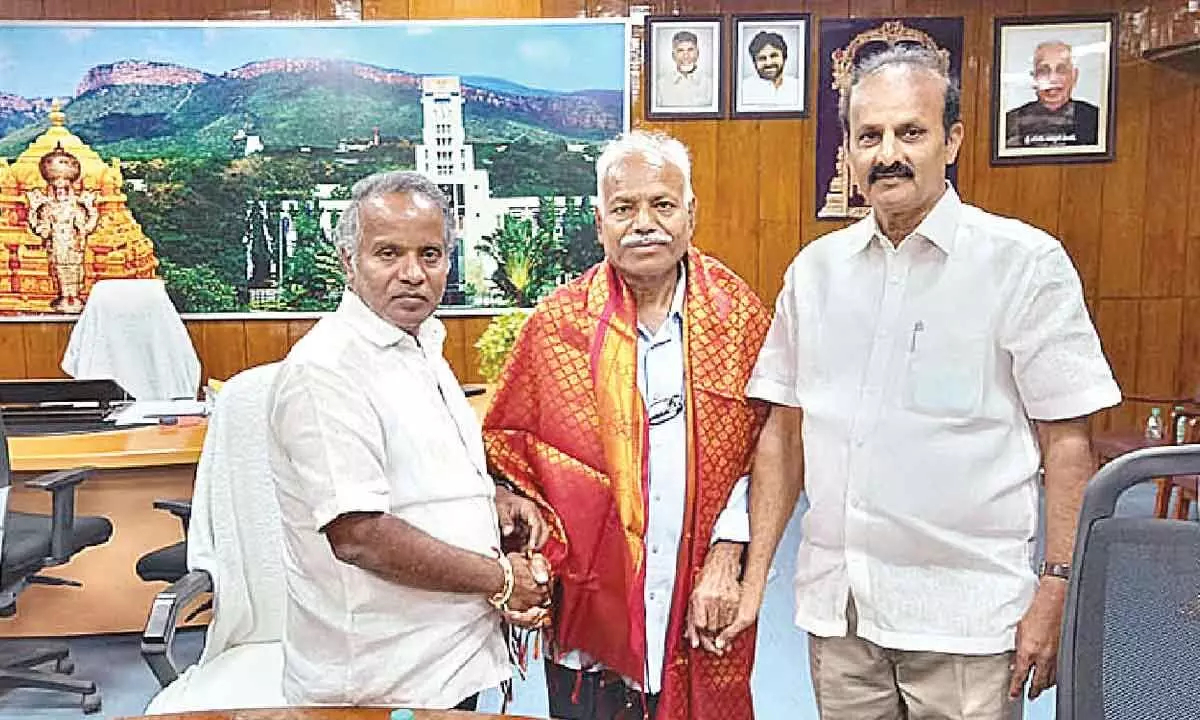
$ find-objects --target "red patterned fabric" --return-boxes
[483,249,770,720]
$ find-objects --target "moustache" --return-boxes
[868,162,915,185]
[620,233,672,248]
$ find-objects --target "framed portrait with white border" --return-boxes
[992,14,1117,165]
[644,15,724,120]
[732,13,810,119]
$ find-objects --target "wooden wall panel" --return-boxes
[0,326,28,379]
[1,0,1193,433]
[21,324,69,379]
[0,0,42,17]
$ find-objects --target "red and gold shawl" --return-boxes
[483,248,770,720]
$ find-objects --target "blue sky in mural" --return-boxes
[0,20,628,98]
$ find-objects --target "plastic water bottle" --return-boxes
[1145,407,1164,440]
[1173,405,1189,444]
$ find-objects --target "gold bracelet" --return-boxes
[488,550,514,611]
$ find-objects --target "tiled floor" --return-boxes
[0,480,1168,719]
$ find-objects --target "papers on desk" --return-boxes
[107,399,208,427]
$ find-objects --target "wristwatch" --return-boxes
[1038,561,1071,581]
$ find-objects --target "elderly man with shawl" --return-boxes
[482,130,772,720]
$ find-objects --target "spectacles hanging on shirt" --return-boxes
[647,394,684,427]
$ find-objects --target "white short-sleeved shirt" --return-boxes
[268,291,509,707]
[747,186,1121,655]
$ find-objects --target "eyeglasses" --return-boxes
[647,394,684,427]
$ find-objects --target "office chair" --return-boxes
[142,362,285,713]
[1057,443,1200,720]
[0,411,113,714]
[135,500,190,585]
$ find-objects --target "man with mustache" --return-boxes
[267,170,551,709]
[483,130,771,719]
[656,30,714,108]
[730,46,1119,719]
[1005,40,1100,148]
[739,31,801,110]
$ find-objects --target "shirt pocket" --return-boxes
[903,330,988,418]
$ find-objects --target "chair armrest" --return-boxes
[23,467,92,491]
[141,569,213,688]
[24,466,94,564]
[153,499,192,532]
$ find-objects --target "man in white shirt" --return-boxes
[738,31,801,109]
[483,130,771,720]
[655,30,714,109]
[724,47,1121,719]
[268,170,551,710]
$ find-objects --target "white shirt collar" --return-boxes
[846,181,962,259]
[336,289,445,349]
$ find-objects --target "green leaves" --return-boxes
[475,310,531,384]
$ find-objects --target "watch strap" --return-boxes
[1039,561,1071,580]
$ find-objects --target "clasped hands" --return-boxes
[685,541,761,656]
[494,484,553,629]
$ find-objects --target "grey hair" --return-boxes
[332,170,455,259]
[1033,40,1075,64]
[595,130,695,208]
[838,45,962,138]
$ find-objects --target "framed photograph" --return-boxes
[732,13,810,119]
[992,14,1117,165]
[644,15,724,120]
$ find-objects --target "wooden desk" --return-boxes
[8,418,207,472]
[119,708,533,720]
[1094,431,1170,463]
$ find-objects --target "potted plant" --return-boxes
[475,309,532,385]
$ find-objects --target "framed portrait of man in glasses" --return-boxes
[992,14,1117,165]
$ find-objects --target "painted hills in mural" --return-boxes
[0,58,623,157]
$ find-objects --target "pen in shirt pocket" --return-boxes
[909,320,924,353]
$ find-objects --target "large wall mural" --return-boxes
[0,20,630,315]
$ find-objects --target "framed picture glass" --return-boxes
[732,13,810,119]
[644,15,724,120]
[992,14,1117,165]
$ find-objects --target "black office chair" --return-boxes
[0,411,113,714]
[1057,443,1200,720]
[135,500,191,584]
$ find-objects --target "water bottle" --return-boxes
[1145,407,1164,440]
[1173,405,1188,444]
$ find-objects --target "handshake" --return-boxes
[490,549,554,629]
[490,482,555,629]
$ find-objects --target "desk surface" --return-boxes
[7,417,207,472]
[119,709,533,720]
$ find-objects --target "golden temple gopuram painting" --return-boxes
[0,21,629,315]
[0,102,157,314]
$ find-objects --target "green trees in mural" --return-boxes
[126,157,249,312]
[479,212,562,308]
[561,196,601,274]
[278,199,344,311]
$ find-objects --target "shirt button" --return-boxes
[649,591,657,600]
[653,494,662,502]
[854,436,866,447]
[651,545,660,555]
[887,275,901,285]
